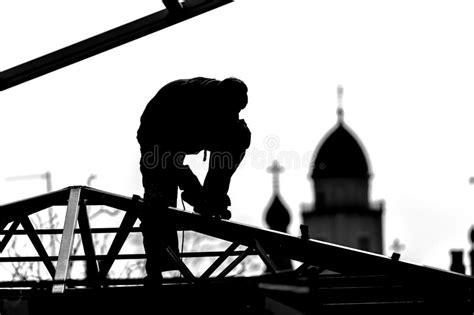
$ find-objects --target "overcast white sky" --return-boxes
[2,0,474,273]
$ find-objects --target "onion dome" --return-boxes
[311,122,370,179]
[311,86,371,180]
[264,161,291,232]
[265,194,291,232]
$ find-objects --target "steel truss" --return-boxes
[0,185,473,294]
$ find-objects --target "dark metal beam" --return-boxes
[3,186,473,291]
[77,187,474,287]
[0,221,20,253]
[0,0,233,91]
[201,242,240,279]
[78,199,99,282]
[21,216,56,278]
[82,186,142,210]
[162,240,196,281]
[0,227,142,235]
[98,210,138,279]
[0,187,70,224]
[254,240,278,274]
[167,207,474,287]
[216,246,253,279]
[0,251,253,263]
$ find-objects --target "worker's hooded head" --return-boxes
[218,77,248,114]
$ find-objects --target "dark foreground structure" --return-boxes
[0,186,473,315]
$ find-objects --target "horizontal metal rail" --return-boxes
[0,227,141,235]
[0,250,256,263]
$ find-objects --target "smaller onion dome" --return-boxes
[264,161,291,232]
[265,194,291,232]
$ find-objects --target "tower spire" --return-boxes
[337,84,344,122]
[267,160,284,195]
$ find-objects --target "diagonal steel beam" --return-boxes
[200,242,240,279]
[0,0,233,91]
[254,240,278,274]
[77,199,99,283]
[0,221,20,253]
[162,240,196,281]
[216,246,253,279]
[98,210,138,279]
[21,216,56,278]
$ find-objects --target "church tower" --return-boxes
[302,86,384,254]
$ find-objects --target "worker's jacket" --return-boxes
[137,77,251,155]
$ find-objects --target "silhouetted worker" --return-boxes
[137,77,251,284]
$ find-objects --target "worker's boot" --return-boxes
[208,194,232,220]
[183,190,211,217]
[193,193,231,220]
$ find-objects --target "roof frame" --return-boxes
[0,186,472,294]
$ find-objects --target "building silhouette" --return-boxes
[448,225,474,275]
[302,86,385,254]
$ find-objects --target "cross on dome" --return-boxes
[267,160,284,195]
[337,84,344,122]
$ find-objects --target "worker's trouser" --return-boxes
[139,120,250,279]
[139,146,247,279]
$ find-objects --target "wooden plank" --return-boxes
[52,187,81,294]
